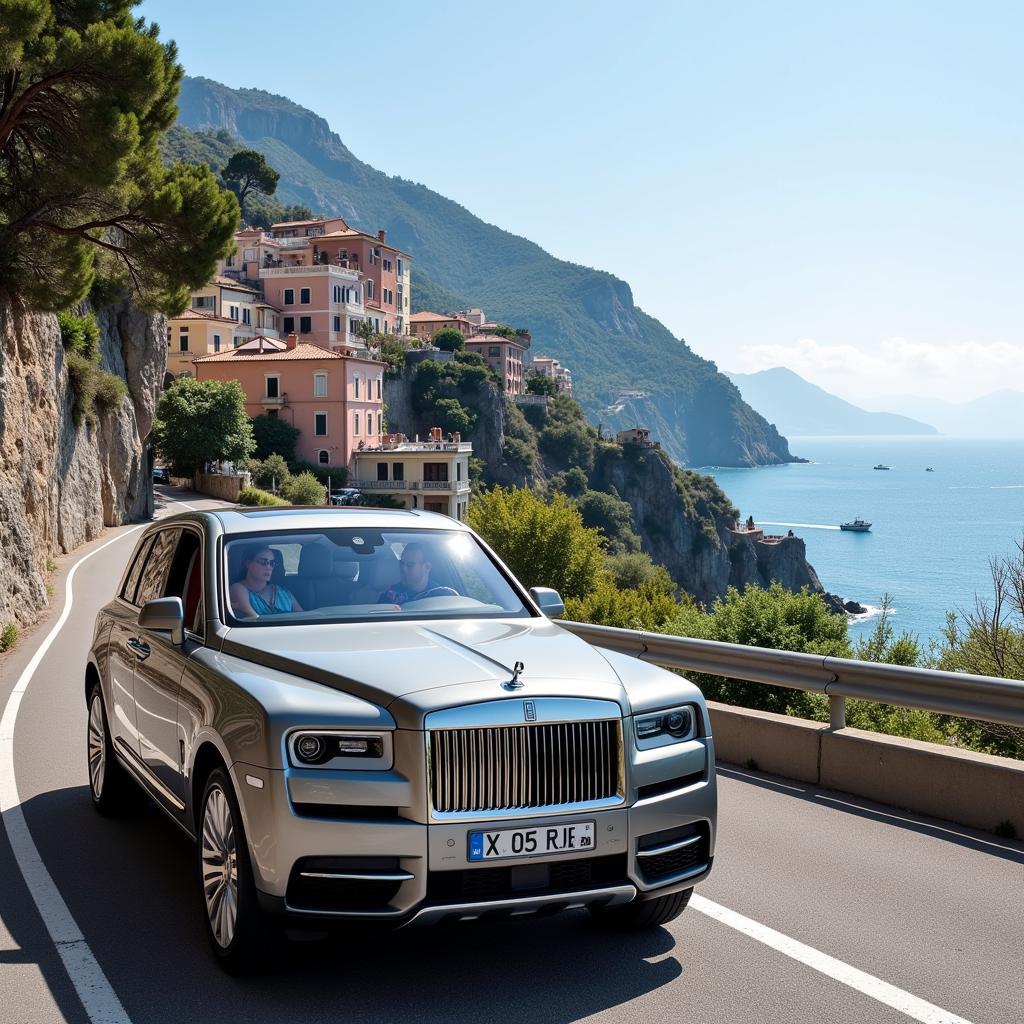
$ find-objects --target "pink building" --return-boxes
[464,335,528,395]
[193,334,385,473]
[408,310,477,342]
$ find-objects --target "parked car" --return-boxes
[85,508,717,972]
[152,465,170,484]
[329,487,362,506]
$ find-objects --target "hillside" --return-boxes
[166,77,797,468]
[726,367,939,436]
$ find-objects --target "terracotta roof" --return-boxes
[409,311,466,322]
[210,274,261,293]
[194,342,347,363]
[314,229,414,258]
[169,308,236,325]
[269,218,347,229]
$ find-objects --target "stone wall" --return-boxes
[0,300,164,629]
[194,472,245,502]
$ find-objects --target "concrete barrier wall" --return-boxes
[193,473,245,502]
[708,701,1024,835]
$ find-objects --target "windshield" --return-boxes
[223,528,530,625]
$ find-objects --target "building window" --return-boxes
[489,346,501,357]
[353,413,360,436]
[242,307,251,326]
[229,305,239,321]
[392,462,404,481]
[314,373,327,398]
[424,462,449,482]
[283,316,295,333]
[300,287,311,305]
[333,315,341,332]
[383,258,392,272]
[377,462,388,481]
[366,280,374,300]
[332,284,342,303]
[213,334,221,353]
[376,377,382,400]
[284,288,294,305]
[349,318,359,334]
[457,461,462,481]
[397,258,403,276]
[299,316,311,334]
[192,295,215,310]
[314,412,327,436]
[178,334,189,353]
[354,375,360,399]
[318,450,329,465]
[266,375,280,399]
[366,412,373,435]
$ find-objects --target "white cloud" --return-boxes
[734,337,1024,403]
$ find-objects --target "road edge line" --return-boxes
[0,526,143,1024]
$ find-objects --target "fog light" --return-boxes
[337,736,384,758]
[296,735,324,763]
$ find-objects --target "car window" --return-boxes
[223,528,530,625]
[120,535,155,606]
[163,529,204,637]
[135,528,181,608]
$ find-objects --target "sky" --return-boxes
[140,0,1024,407]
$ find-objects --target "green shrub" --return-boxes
[432,327,465,352]
[0,623,18,652]
[574,489,640,553]
[237,486,287,507]
[281,471,327,506]
[433,398,476,435]
[604,551,675,594]
[248,452,291,490]
[65,352,98,427]
[288,461,347,487]
[57,310,100,360]
[565,579,680,632]
[93,371,128,412]
[252,414,300,462]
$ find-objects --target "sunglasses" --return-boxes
[251,557,277,567]
[400,560,425,568]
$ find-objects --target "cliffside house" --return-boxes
[408,311,477,342]
[529,355,574,396]
[464,334,528,395]
[615,427,659,449]
[193,334,384,473]
[352,427,472,520]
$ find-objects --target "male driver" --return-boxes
[378,542,459,605]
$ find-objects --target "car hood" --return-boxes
[220,618,628,724]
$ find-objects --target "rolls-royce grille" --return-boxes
[429,720,621,814]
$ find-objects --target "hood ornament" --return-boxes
[502,661,525,690]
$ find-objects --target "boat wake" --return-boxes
[757,521,842,531]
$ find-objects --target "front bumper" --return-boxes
[234,731,717,925]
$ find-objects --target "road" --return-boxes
[1,485,1022,1024]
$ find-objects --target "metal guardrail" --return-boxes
[560,620,1024,730]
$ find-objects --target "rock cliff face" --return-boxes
[0,301,163,629]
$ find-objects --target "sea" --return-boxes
[705,437,1024,647]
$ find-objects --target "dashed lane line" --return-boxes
[691,895,974,1024]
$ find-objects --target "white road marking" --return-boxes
[690,894,974,1024]
[1,527,142,1024]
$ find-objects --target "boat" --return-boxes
[840,518,872,532]
[873,464,890,471]
[925,466,934,472]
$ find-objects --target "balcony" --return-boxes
[261,395,286,407]
[354,479,409,490]
[272,236,311,249]
[260,265,360,281]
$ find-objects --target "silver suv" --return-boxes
[86,507,717,971]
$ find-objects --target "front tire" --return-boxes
[199,767,281,973]
[87,684,141,815]
[589,888,693,929]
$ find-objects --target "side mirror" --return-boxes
[139,597,185,646]
[529,587,565,618]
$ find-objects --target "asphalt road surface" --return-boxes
[1,486,1022,1024]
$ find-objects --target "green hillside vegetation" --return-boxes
[166,79,796,466]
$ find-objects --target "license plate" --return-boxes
[468,821,596,862]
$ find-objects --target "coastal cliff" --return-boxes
[0,301,162,628]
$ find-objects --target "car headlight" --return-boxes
[287,730,392,769]
[634,705,698,744]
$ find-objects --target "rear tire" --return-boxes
[198,767,283,974]
[589,888,693,929]
[87,684,142,816]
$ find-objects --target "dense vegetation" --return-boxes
[0,6,237,313]
[57,311,127,426]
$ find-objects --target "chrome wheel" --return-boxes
[87,694,106,800]
[201,785,239,948]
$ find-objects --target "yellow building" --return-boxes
[166,309,238,377]
[190,275,264,341]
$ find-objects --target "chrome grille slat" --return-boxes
[429,720,621,814]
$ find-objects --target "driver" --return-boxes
[378,542,459,606]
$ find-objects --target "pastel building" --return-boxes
[408,310,476,342]
[352,428,472,520]
[190,275,264,336]
[530,355,574,396]
[259,263,367,352]
[464,334,528,395]
[193,334,385,472]
[166,309,239,377]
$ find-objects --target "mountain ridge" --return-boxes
[726,367,939,436]
[170,76,798,468]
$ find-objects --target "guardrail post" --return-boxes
[829,695,846,730]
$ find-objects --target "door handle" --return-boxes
[127,638,151,660]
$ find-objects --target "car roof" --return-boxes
[204,506,472,535]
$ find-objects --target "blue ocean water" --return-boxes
[706,437,1024,645]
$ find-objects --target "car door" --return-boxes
[107,534,155,756]
[131,527,190,810]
